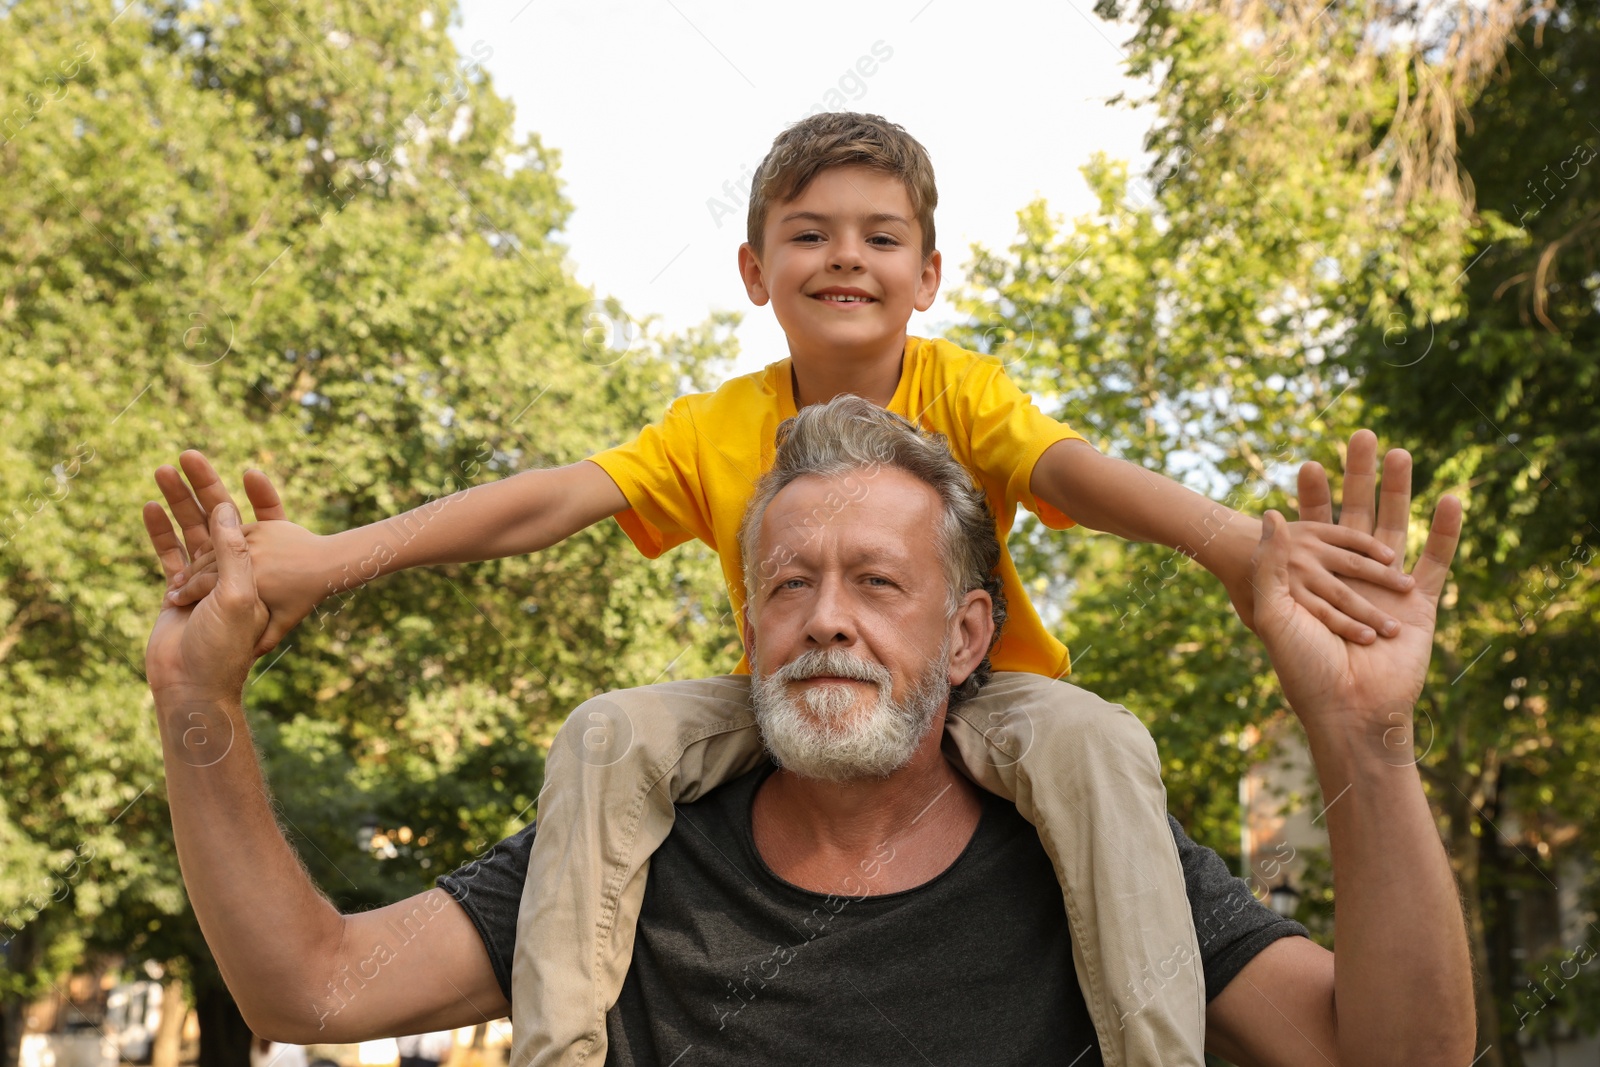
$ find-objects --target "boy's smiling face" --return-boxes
[738,165,941,363]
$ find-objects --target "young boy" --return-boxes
[164,112,1406,1066]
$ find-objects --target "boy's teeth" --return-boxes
[821,294,870,302]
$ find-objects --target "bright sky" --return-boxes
[451,0,1154,375]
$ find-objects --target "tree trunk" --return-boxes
[0,999,24,1067]
[1477,765,1527,1067]
[193,977,251,1067]
[151,978,188,1067]
[1455,807,1508,1066]
[1,926,40,1067]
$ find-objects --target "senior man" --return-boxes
[144,397,1473,1066]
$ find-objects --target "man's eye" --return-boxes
[778,578,806,590]
[864,576,892,587]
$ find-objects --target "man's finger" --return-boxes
[1339,429,1378,533]
[180,450,239,521]
[1374,448,1412,566]
[1297,462,1333,524]
[155,464,212,561]
[1411,495,1463,600]
[143,502,188,583]
[243,469,288,523]
[209,502,255,606]
[1251,510,1293,605]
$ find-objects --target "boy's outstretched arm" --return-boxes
[143,491,510,1043]
[1029,430,1413,643]
[161,451,628,655]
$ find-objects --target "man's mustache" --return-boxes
[770,648,892,688]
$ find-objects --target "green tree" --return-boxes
[1,2,736,1064]
[1348,5,1600,1059]
[952,153,1356,865]
[958,0,1596,1060]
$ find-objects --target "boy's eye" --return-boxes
[868,235,899,247]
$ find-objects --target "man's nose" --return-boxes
[803,575,859,647]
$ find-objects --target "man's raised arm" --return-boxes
[1205,446,1475,1067]
[142,474,509,1042]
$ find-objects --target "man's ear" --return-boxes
[914,248,942,313]
[740,603,756,664]
[946,587,993,687]
[738,243,770,306]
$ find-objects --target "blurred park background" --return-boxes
[1,0,1596,1064]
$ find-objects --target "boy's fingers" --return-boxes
[1338,429,1378,533]
[1374,448,1413,565]
[1316,542,1413,591]
[243,468,288,522]
[1411,494,1463,600]
[143,502,188,583]
[1303,572,1389,641]
[180,548,219,584]
[180,450,240,521]
[1320,604,1380,645]
[1297,462,1333,524]
[169,571,218,606]
[155,464,212,560]
[1300,521,1397,563]
[253,631,286,660]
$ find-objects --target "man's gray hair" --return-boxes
[737,395,1008,709]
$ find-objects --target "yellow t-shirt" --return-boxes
[588,335,1086,677]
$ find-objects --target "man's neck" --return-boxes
[789,332,909,409]
[750,716,983,896]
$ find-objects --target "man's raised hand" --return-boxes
[143,497,269,708]
[156,451,326,658]
[1249,441,1462,741]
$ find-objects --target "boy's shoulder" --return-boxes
[679,359,789,410]
[912,335,1006,373]
[904,336,1022,406]
[658,336,1007,421]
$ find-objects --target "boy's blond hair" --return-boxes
[746,112,938,261]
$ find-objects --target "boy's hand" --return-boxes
[157,451,330,658]
[1229,431,1416,644]
[1249,453,1461,736]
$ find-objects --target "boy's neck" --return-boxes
[789,333,909,409]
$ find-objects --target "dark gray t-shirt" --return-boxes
[438,763,1305,1066]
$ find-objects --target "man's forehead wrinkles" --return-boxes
[764,541,917,578]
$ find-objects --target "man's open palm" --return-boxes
[1250,437,1462,737]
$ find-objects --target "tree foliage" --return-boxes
[1,1,735,1060]
[957,0,1596,1060]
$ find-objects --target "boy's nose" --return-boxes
[828,240,866,272]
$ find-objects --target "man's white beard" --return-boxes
[751,642,950,783]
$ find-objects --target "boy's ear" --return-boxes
[915,248,942,313]
[738,243,771,307]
